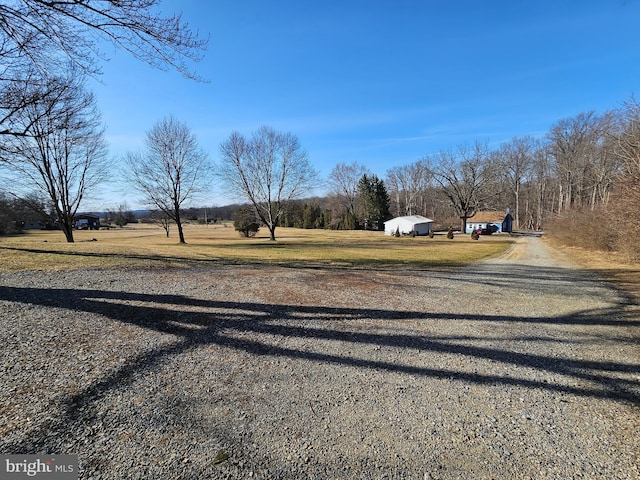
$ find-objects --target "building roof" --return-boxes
[385,215,433,225]
[466,211,505,223]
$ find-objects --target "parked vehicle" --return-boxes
[480,223,499,235]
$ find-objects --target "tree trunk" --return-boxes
[177,222,186,243]
[62,225,75,243]
[59,215,75,243]
[514,188,520,229]
[173,205,186,243]
[394,190,401,217]
[268,224,277,241]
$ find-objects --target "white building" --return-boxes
[465,211,505,233]
[384,215,434,236]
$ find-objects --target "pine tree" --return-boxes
[357,174,391,230]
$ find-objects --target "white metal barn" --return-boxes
[384,215,434,236]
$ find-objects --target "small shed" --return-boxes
[74,214,100,230]
[465,211,505,233]
[384,215,433,236]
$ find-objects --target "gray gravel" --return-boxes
[0,236,638,479]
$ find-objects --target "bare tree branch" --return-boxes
[0,0,208,79]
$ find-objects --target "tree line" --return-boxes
[263,101,638,248]
[2,91,639,250]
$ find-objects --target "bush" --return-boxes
[545,208,616,253]
[607,172,640,261]
[233,206,260,238]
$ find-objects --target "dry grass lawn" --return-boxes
[0,223,512,272]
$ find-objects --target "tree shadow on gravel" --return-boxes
[426,263,639,302]
[0,281,638,457]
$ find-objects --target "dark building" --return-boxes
[74,214,100,230]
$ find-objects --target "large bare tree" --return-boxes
[547,111,620,211]
[0,0,207,140]
[125,116,210,244]
[219,126,318,241]
[428,142,499,232]
[0,74,109,242]
[528,141,555,230]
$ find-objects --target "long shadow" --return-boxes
[427,263,636,299]
[0,245,226,266]
[0,245,470,270]
[0,282,638,455]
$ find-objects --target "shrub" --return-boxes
[546,208,615,252]
[608,178,640,262]
[233,206,260,238]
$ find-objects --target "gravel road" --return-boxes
[0,236,638,479]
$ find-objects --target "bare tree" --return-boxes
[609,98,640,259]
[613,98,640,181]
[428,142,499,232]
[0,1,207,140]
[125,116,210,244]
[328,161,369,229]
[497,136,535,229]
[219,126,318,241]
[146,210,172,238]
[528,141,555,229]
[0,74,109,242]
[0,70,64,139]
[547,111,620,211]
[386,160,432,217]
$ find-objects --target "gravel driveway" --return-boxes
[0,236,638,479]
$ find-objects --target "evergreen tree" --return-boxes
[357,174,391,230]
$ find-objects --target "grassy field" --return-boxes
[0,223,513,271]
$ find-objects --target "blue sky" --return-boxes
[88,0,640,209]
